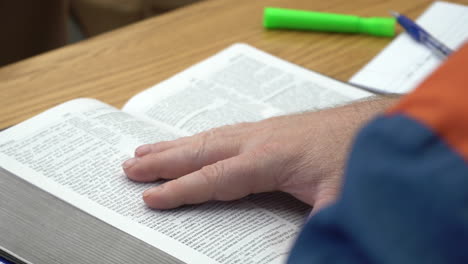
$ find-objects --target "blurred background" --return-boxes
[0,0,202,67]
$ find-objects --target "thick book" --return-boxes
[0,44,371,264]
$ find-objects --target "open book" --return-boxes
[0,44,371,264]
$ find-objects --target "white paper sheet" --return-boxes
[350,1,468,94]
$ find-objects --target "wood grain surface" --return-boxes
[0,0,466,129]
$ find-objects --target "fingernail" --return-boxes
[143,187,158,198]
[122,158,137,169]
[135,145,151,157]
[143,189,151,198]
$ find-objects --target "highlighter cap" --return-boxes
[264,7,396,37]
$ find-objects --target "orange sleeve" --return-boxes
[388,42,468,160]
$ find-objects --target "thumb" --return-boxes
[142,152,270,209]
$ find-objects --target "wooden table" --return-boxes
[0,0,466,129]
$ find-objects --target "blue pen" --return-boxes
[391,11,453,58]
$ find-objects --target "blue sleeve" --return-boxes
[288,114,468,263]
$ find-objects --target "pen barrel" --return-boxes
[264,7,395,37]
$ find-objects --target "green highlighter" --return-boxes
[263,7,396,37]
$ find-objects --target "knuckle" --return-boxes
[144,155,167,179]
[192,127,222,161]
[200,162,225,180]
[192,131,211,162]
[189,142,204,163]
[199,162,225,199]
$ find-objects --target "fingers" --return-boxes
[142,152,274,209]
[124,147,200,182]
[134,137,193,157]
[133,124,251,158]
[123,134,241,182]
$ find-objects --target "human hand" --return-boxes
[123,98,396,213]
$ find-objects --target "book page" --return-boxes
[350,1,468,94]
[123,43,372,135]
[0,98,310,264]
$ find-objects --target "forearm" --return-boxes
[294,96,400,152]
[313,96,400,136]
